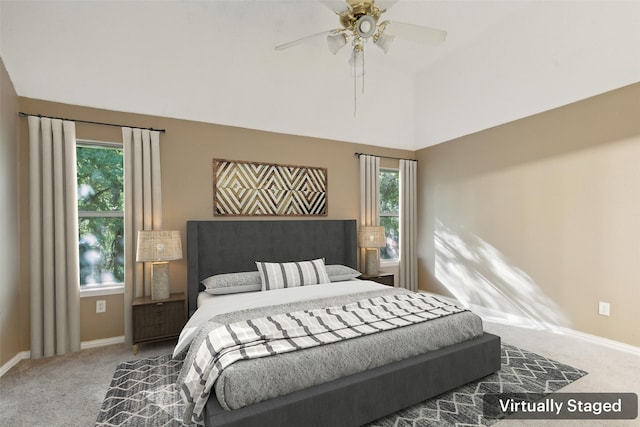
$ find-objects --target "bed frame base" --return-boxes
[204,332,501,427]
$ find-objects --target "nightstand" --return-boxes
[359,272,394,287]
[132,292,186,354]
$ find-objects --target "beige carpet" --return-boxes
[0,340,176,427]
[482,321,640,427]
[1,322,638,427]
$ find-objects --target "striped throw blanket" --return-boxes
[179,293,466,425]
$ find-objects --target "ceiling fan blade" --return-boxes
[382,21,447,46]
[319,0,349,14]
[374,0,399,12]
[275,29,339,51]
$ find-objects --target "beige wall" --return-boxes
[0,57,23,366]
[80,294,125,342]
[11,81,637,359]
[416,82,640,347]
[16,97,412,350]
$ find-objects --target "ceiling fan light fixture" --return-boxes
[275,0,448,116]
[327,33,348,54]
[349,45,365,77]
[355,15,377,39]
[374,32,395,54]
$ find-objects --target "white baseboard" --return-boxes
[466,301,640,356]
[80,336,125,350]
[555,328,640,356]
[1,336,126,378]
[0,351,30,378]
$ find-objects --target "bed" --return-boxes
[181,219,501,426]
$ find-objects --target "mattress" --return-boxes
[175,281,483,412]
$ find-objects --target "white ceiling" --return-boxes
[1,1,639,150]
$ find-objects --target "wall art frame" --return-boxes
[213,159,328,216]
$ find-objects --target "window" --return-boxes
[76,141,124,287]
[379,168,399,261]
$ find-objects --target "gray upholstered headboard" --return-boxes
[186,220,357,316]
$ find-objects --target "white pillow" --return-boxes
[256,258,330,291]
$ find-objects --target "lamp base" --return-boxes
[151,262,170,300]
[364,248,379,276]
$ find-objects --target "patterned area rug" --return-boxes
[95,354,184,426]
[95,344,586,427]
[366,344,587,426]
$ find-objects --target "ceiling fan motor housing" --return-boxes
[339,1,382,38]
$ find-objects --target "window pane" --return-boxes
[77,146,124,212]
[79,217,124,286]
[380,216,399,261]
[379,170,399,215]
[380,168,400,261]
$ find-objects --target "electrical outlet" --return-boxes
[598,301,610,316]
[96,300,106,313]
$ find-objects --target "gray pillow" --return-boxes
[326,264,361,282]
[202,271,262,295]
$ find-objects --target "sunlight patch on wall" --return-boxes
[435,219,570,331]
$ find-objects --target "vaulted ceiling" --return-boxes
[2,1,639,150]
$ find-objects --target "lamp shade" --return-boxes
[358,226,386,249]
[136,230,183,262]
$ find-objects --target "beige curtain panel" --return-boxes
[359,154,380,274]
[27,116,81,358]
[359,154,380,227]
[123,127,163,343]
[399,159,418,291]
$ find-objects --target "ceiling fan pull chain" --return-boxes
[353,63,358,117]
[362,47,366,95]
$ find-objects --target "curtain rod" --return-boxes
[18,112,166,133]
[354,152,417,162]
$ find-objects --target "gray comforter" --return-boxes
[177,287,483,412]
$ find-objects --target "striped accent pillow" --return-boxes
[256,258,330,291]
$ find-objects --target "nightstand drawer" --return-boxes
[132,293,186,344]
[133,323,181,342]
[135,302,181,325]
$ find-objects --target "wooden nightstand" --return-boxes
[359,272,395,287]
[132,292,186,354]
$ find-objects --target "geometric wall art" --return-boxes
[213,159,327,216]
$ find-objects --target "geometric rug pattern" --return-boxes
[95,354,185,426]
[366,344,587,426]
[96,344,587,427]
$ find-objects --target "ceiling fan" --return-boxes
[275,0,447,77]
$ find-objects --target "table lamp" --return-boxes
[358,226,386,276]
[136,230,182,300]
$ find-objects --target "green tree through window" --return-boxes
[380,169,399,261]
[77,143,124,286]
